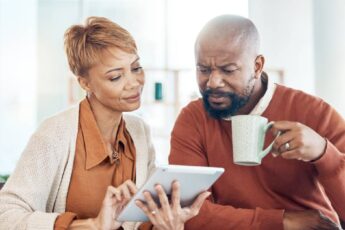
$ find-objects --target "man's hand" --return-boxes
[283,210,340,230]
[271,121,327,162]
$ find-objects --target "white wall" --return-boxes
[0,0,38,174]
[313,0,345,116]
[249,0,315,94]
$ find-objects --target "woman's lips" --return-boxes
[124,93,141,102]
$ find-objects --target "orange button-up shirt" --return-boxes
[54,98,136,228]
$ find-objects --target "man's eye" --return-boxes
[110,75,121,81]
[198,68,210,74]
[223,69,236,74]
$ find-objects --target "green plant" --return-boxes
[0,174,9,183]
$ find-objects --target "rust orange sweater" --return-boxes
[169,84,345,229]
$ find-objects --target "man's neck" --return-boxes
[236,76,267,115]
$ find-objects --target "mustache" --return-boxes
[202,89,236,97]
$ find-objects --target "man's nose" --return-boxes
[206,70,225,89]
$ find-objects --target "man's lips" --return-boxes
[208,94,228,104]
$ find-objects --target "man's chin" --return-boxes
[208,101,231,110]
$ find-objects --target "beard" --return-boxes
[201,78,255,119]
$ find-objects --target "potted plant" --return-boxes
[0,174,9,189]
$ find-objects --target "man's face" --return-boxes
[195,40,256,119]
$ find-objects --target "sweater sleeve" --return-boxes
[0,120,70,230]
[309,102,345,221]
[54,212,77,230]
[169,105,284,230]
[143,120,156,177]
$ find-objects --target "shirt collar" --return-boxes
[223,73,277,121]
[79,98,128,170]
[80,99,108,170]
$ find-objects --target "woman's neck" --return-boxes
[87,95,122,144]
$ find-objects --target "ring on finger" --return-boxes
[151,210,157,215]
[284,142,290,151]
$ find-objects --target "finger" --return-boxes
[272,131,296,153]
[270,121,296,135]
[124,180,138,195]
[119,186,132,201]
[105,186,121,203]
[155,184,172,217]
[143,191,159,212]
[280,149,305,161]
[135,200,158,225]
[277,139,298,154]
[189,191,211,217]
[171,180,181,211]
[272,121,302,131]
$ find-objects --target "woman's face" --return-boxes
[79,47,145,113]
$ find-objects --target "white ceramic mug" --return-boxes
[231,115,279,166]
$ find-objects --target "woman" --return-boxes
[0,17,210,230]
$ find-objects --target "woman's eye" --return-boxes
[132,66,143,73]
[110,75,121,81]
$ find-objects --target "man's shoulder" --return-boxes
[274,84,325,106]
[181,98,205,114]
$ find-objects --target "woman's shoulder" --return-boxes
[35,105,79,139]
[123,113,151,137]
[123,113,146,126]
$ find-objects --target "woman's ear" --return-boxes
[77,76,91,92]
[254,55,265,79]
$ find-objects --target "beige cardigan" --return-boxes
[0,105,156,230]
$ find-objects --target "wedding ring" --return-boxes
[151,210,157,215]
[284,142,290,151]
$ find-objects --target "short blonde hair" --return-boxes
[64,16,137,77]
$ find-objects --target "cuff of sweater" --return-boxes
[138,221,153,230]
[255,207,284,230]
[312,139,344,177]
[26,211,60,230]
[54,212,78,230]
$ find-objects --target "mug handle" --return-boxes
[259,121,281,159]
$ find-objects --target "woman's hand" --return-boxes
[92,180,137,230]
[135,181,211,230]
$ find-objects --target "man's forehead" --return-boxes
[196,45,240,64]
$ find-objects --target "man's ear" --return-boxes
[77,76,91,92]
[254,55,265,79]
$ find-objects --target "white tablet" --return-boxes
[116,164,224,222]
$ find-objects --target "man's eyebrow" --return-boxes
[218,63,238,68]
[197,63,208,67]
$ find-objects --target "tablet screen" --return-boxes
[117,164,224,222]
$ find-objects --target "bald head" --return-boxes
[195,15,260,57]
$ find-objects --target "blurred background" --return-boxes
[0,0,345,175]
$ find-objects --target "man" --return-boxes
[169,15,345,230]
